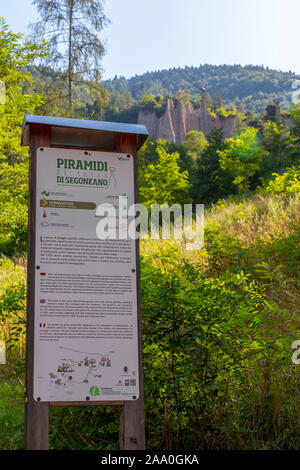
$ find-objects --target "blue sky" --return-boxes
[1,0,300,79]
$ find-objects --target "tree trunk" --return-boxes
[68,0,74,114]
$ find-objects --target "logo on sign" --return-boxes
[89,386,100,396]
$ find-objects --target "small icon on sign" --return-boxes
[89,386,100,396]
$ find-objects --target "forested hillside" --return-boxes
[103,64,297,113]
[28,63,299,124]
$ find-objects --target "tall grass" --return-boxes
[207,194,300,243]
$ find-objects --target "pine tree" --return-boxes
[30,0,109,113]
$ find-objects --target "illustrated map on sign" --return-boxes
[48,347,114,395]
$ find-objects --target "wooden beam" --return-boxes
[50,401,124,407]
[25,124,51,450]
[118,134,146,450]
[51,144,119,153]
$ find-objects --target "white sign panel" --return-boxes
[34,147,139,402]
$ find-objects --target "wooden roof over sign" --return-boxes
[21,114,149,150]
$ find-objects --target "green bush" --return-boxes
[140,243,294,449]
[265,166,300,195]
[0,162,29,256]
[0,382,24,450]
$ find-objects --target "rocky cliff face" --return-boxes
[138,98,237,143]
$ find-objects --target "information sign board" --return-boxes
[34,147,139,402]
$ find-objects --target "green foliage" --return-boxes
[289,104,300,141]
[0,161,29,256]
[140,147,192,209]
[138,129,236,206]
[138,137,161,170]
[183,131,208,165]
[262,122,299,176]
[212,91,224,111]
[139,93,167,118]
[0,382,24,450]
[0,258,26,365]
[265,166,300,195]
[0,280,26,351]
[138,138,193,197]
[138,137,191,172]
[141,242,294,449]
[102,90,138,123]
[192,127,236,204]
[218,127,269,192]
[49,407,119,450]
[0,17,47,161]
[0,18,47,255]
[215,106,237,119]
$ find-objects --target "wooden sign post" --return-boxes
[21,115,149,450]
